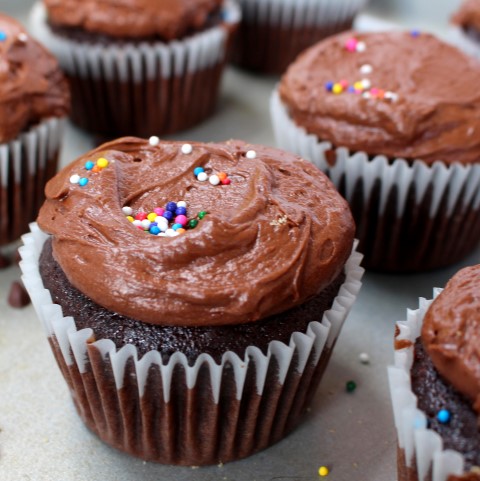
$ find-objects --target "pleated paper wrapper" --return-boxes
[231,0,368,74]
[270,90,480,272]
[388,291,475,481]
[0,118,65,246]
[19,223,363,465]
[29,1,241,137]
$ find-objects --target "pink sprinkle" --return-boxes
[221,178,231,185]
[154,207,165,216]
[345,38,358,52]
[339,79,349,88]
[175,214,188,226]
[370,88,379,96]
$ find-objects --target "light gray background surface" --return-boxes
[1,1,476,481]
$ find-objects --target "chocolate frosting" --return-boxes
[43,0,224,40]
[422,265,480,418]
[37,137,354,327]
[279,30,480,164]
[452,0,480,32]
[0,14,69,143]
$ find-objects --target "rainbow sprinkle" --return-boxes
[123,201,208,237]
[70,157,110,187]
[194,167,231,185]
[325,78,398,102]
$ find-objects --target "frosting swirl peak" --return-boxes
[37,138,354,327]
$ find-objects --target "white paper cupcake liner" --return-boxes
[446,25,480,59]
[388,291,473,481]
[270,90,480,271]
[0,118,65,246]
[19,223,363,465]
[231,0,368,74]
[29,1,241,137]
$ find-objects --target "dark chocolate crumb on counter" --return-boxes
[8,281,31,308]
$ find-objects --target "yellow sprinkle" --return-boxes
[147,213,157,222]
[97,157,109,169]
[127,216,134,222]
[353,81,364,90]
[318,466,329,477]
[332,83,343,94]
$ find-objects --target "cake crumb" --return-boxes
[8,281,31,308]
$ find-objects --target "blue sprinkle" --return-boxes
[0,31,7,42]
[436,409,451,424]
[325,81,334,92]
[149,226,161,235]
[162,211,173,221]
[193,167,204,177]
[85,160,95,170]
[411,29,421,38]
[166,201,177,212]
[175,207,187,216]
[172,223,183,231]
[347,86,356,93]
[79,177,89,186]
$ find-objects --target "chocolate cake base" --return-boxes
[0,141,59,246]
[231,20,354,75]
[38,238,347,465]
[334,173,480,273]
[39,237,344,363]
[396,339,480,480]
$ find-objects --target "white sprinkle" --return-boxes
[356,41,366,52]
[246,150,257,159]
[132,220,142,227]
[209,174,220,186]
[197,172,208,182]
[360,64,372,75]
[158,232,167,237]
[156,217,169,231]
[362,92,372,99]
[181,143,193,154]
[166,228,179,237]
[17,33,28,43]
[359,353,370,364]
[177,200,187,208]
[361,78,371,89]
[467,127,475,136]
[69,174,80,184]
[148,136,160,146]
[122,206,133,216]
[141,219,151,230]
[385,91,399,102]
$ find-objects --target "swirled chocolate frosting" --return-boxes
[422,265,480,418]
[37,137,354,327]
[0,14,69,143]
[279,30,480,164]
[43,0,224,40]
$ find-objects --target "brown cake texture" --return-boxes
[21,137,361,465]
[0,13,69,246]
[29,0,240,137]
[393,265,480,481]
[273,30,480,272]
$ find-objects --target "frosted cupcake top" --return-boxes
[452,0,480,33]
[37,137,354,327]
[0,14,69,143]
[279,30,480,164]
[43,0,224,40]
[422,264,480,418]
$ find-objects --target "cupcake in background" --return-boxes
[230,0,368,75]
[271,30,480,272]
[19,137,363,465]
[449,0,480,59]
[29,0,240,138]
[0,13,69,247]
[389,264,480,481]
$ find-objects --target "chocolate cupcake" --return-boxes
[448,0,480,59]
[271,30,480,272]
[19,137,363,465]
[0,13,69,247]
[230,0,368,75]
[29,0,240,138]
[389,265,480,481]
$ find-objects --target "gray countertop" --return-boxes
[1,2,478,480]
